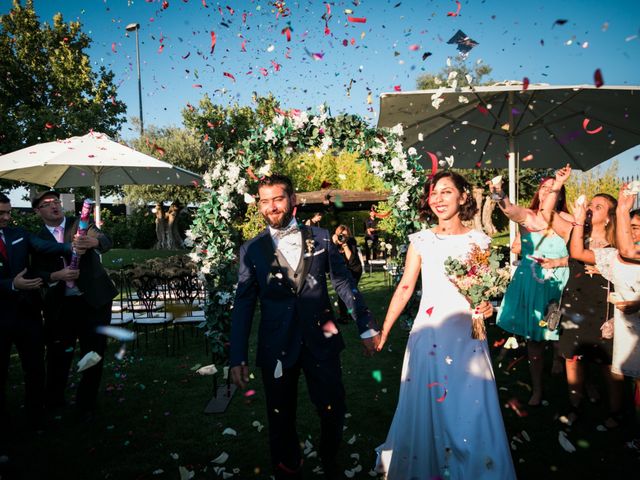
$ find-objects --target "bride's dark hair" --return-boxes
[418,171,478,223]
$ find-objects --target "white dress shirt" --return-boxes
[268,217,302,270]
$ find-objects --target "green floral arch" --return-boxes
[187,106,425,365]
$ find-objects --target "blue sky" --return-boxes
[2,0,639,196]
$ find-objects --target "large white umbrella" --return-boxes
[0,131,202,225]
[378,83,640,260]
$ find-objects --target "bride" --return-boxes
[375,171,516,480]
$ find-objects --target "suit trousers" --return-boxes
[0,317,45,439]
[44,295,111,412]
[261,346,346,479]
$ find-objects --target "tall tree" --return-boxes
[416,57,492,90]
[0,0,126,182]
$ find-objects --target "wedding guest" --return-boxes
[229,174,379,480]
[0,193,72,461]
[540,165,625,427]
[592,191,640,451]
[363,207,379,261]
[375,171,515,479]
[304,211,323,227]
[489,176,571,406]
[331,224,363,324]
[31,191,117,418]
[616,182,640,260]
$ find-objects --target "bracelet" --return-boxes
[571,222,584,227]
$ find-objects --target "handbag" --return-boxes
[545,299,562,331]
[600,281,614,340]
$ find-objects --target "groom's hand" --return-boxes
[362,333,380,357]
[231,364,250,390]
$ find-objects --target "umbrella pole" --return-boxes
[94,175,101,227]
[508,91,517,272]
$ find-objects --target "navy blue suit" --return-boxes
[0,227,70,438]
[230,225,376,478]
[31,217,117,412]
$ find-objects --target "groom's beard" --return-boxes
[262,206,293,229]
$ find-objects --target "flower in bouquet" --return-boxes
[444,244,510,340]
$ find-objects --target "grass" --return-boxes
[5,272,639,479]
[102,248,187,269]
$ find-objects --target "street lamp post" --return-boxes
[125,22,144,136]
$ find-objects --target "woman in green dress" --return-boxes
[489,177,571,406]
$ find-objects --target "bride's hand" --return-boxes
[475,301,494,319]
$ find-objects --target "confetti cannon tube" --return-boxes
[67,199,92,287]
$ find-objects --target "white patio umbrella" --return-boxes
[378,83,640,260]
[0,131,202,225]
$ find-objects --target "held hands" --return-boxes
[72,235,99,255]
[230,363,250,390]
[13,268,43,290]
[362,333,380,356]
[51,267,80,283]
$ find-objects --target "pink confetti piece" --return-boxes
[244,389,256,397]
[582,118,603,134]
[426,306,434,316]
[223,71,236,82]
[347,16,367,23]
[427,382,448,402]
[522,77,530,90]
[426,151,438,179]
[393,85,402,91]
[594,68,604,88]
[522,154,534,162]
[210,31,217,54]
[447,0,461,17]
[111,42,117,53]
[408,44,420,51]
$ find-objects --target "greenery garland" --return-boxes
[187,106,425,365]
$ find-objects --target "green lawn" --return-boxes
[102,248,187,269]
[5,271,639,479]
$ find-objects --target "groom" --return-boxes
[230,173,380,479]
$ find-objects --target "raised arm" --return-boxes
[539,164,573,241]
[616,185,640,260]
[487,177,530,225]
[376,242,422,351]
[568,198,594,264]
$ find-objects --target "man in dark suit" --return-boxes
[230,174,380,480]
[0,192,73,460]
[31,191,117,417]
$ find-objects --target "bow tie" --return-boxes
[273,224,300,240]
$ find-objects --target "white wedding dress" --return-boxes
[376,229,516,480]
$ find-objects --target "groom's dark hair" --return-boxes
[258,173,294,197]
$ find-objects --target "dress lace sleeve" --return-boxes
[593,247,617,283]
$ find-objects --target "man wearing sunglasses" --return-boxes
[31,191,117,420]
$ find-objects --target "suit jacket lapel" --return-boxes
[296,226,314,293]
[65,217,78,242]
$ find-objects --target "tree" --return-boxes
[416,57,492,90]
[0,0,126,195]
[0,0,126,154]
[564,161,620,207]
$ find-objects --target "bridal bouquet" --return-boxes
[444,244,511,340]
